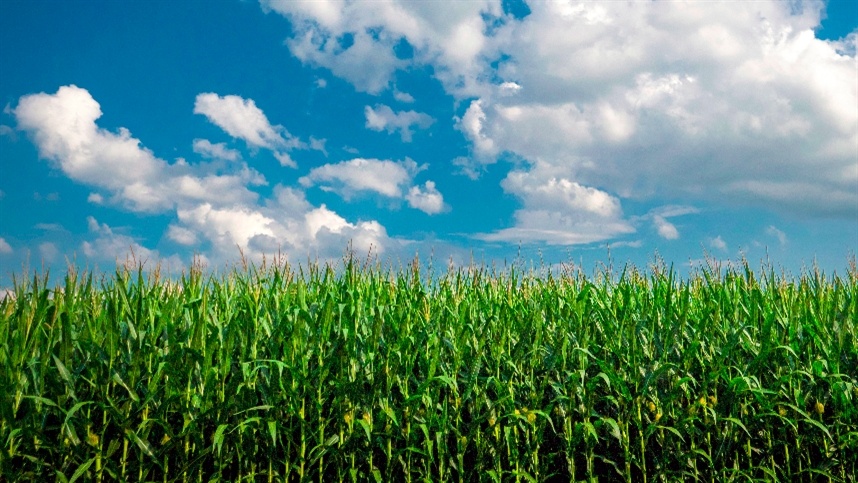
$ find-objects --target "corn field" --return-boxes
[1,255,856,482]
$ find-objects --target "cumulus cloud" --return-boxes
[406,181,446,214]
[299,158,446,214]
[479,163,634,245]
[194,93,301,167]
[192,138,241,161]
[364,104,434,142]
[14,86,262,213]
[194,93,293,151]
[261,0,503,95]
[262,1,858,221]
[166,224,198,246]
[470,2,855,217]
[14,86,171,211]
[14,86,399,267]
[456,99,497,157]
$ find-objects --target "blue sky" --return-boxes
[1,0,856,285]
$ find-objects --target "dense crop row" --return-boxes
[1,256,856,481]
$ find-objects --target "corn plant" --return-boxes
[1,254,856,481]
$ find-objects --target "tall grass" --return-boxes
[1,255,856,481]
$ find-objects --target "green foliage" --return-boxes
[1,255,856,481]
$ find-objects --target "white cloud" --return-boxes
[14,86,262,213]
[194,93,295,151]
[498,82,522,97]
[456,99,497,157]
[192,138,241,162]
[14,85,171,211]
[467,1,855,217]
[287,27,403,94]
[299,157,446,214]
[272,151,297,168]
[0,237,11,254]
[83,216,183,268]
[364,104,434,142]
[766,225,788,246]
[177,203,276,251]
[261,0,503,95]
[479,164,634,245]
[654,217,680,240]
[266,1,857,220]
[38,242,58,262]
[309,136,328,156]
[710,236,728,251]
[14,86,400,267]
[406,181,447,214]
[87,192,103,204]
[166,224,198,246]
[648,206,699,240]
[393,89,415,103]
[300,158,416,198]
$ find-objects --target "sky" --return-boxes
[1,0,856,286]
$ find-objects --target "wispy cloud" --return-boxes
[192,138,241,162]
[709,236,728,251]
[0,237,12,254]
[364,104,434,142]
[766,225,788,246]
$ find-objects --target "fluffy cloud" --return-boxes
[194,93,294,151]
[479,164,634,245]
[654,217,680,240]
[465,1,856,218]
[405,181,446,215]
[14,86,398,266]
[194,93,301,167]
[262,1,856,222]
[261,0,503,95]
[364,104,434,142]
[14,86,171,211]
[14,86,262,213]
[299,158,446,214]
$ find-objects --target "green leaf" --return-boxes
[213,424,229,456]
[268,420,277,446]
[356,418,372,441]
[68,457,95,483]
[125,428,156,460]
[723,417,751,438]
[111,371,139,403]
[52,354,76,399]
